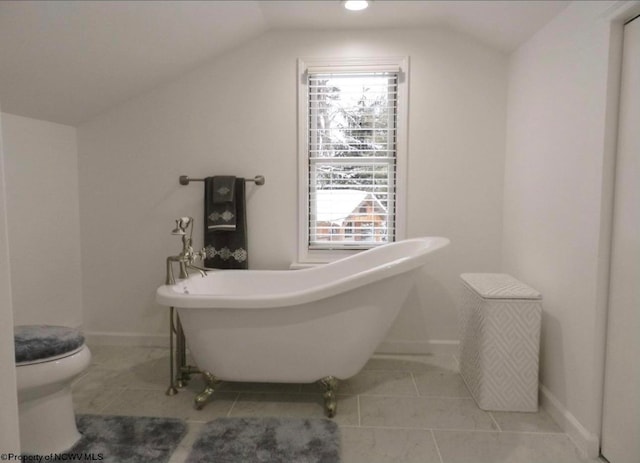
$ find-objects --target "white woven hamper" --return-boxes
[458,273,542,412]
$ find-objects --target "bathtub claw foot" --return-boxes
[194,371,218,410]
[320,376,339,418]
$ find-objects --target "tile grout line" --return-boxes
[430,429,445,463]
[94,388,122,414]
[359,393,477,400]
[488,411,502,432]
[410,371,420,397]
[451,353,460,371]
[167,423,197,463]
[339,423,571,436]
[226,392,241,417]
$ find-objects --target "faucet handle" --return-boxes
[195,249,207,261]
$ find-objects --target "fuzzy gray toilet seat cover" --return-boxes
[14,325,85,363]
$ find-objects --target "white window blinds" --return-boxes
[307,70,399,250]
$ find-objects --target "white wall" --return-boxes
[503,0,635,457]
[1,113,82,327]
[77,28,507,349]
[0,110,20,453]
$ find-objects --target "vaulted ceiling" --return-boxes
[0,1,569,125]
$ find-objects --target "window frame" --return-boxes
[296,57,409,264]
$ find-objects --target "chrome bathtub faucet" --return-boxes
[165,216,208,285]
[165,216,206,397]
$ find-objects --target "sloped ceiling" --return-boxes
[0,1,569,126]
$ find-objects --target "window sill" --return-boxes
[295,248,367,269]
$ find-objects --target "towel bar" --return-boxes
[179,175,265,186]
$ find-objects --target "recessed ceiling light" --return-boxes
[343,0,369,11]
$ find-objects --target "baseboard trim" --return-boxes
[539,384,600,459]
[85,333,458,356]
[85,331,169,348]
[376,339,459,355]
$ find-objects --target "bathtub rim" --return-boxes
[156,236,449,310]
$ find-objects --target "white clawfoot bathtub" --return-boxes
[156,237,449,413]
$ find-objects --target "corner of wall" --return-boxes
[2,114,83,328]
[540,385,600,459]
[503,1,640,459]
[0,109,21,453]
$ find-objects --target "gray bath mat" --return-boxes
[69,414,187,462]
[186,417,340,463]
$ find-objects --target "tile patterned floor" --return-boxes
[73,346,601,463]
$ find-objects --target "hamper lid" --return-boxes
[460,273,542,300]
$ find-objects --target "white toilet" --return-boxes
[15,325,91,455]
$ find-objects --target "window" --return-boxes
[297,57,408,263]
